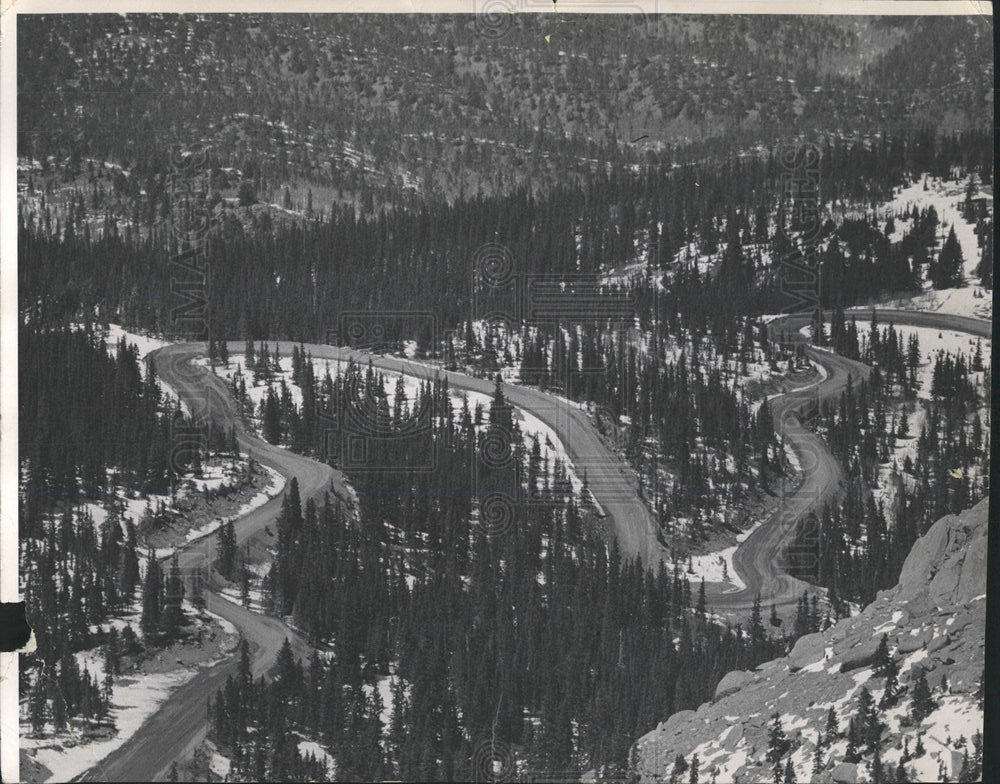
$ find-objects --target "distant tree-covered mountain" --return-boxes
[18,14,993,209]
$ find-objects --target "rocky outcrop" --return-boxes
[714,670,756,700]
[633,499,987,783]
[787,632,825,673]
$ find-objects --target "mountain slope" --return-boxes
[18,15,992,207]
[633,498,987,783]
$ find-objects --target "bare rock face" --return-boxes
[829,762,858,783]
[714,670,756,701]
[839,637,882,673]
[896,502,987,608]
[896,628,933,654]
[787,632,826,672]
[632,499,987,784]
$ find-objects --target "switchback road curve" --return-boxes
[77,308,988,779]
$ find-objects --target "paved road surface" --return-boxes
[76,346,343,782]
[846,308,993,339]
[77,308,989,780]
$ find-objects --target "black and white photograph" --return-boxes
[1,3,994,782]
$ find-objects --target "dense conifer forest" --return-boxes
[19,328,241,734]
[208,375,791,780]
[15,13,992,783]
[785,312,990,608]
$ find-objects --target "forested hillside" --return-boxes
[18,128,992,340]
[16,12,992,783]
[18,15,992,208]
[19,328,243,760]
[203,374,792,781]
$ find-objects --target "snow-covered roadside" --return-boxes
[211,352,590,501]
[21,605,238,784]
[22,672,197,783]
[852,322,990,517]
[687,519,763,594]
[853,175,992,320]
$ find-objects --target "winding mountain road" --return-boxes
[77,307,989,781]
[76,346,344,783]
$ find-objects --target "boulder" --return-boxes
[897,628,932,654]
[664,710,696,733]
[721,722,744,751]
[830,762,858,784]
[833,631,863,657]
[839,637,882,673]
[946,664,981,694]
[788,632,826,672]
[896,500,988,606]
[927,633,951,654]
[714,670,755,701]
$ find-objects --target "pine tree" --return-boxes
[688,753,699,784]
[162,555,185,637]
[122,520,141,598]
[782,756,794,784]
[911,670,937,723]
[262,385,283,444]
[29,678,48,736]
[140,550,162,640]
[871,745,886,784]
[879,650,900,710]
[811,741,824,775]
[670,754,688,784]
[977,227,993,289]
[241,564,251,608]
[872,634,891,677]
[218,520,238,580]
[823,706,838,745]
[766,713,791,764]
[168,761,179,782]
[749,594,766,655]
[857,685,884,754]
[931,226,964,289]
[845,717,861,763]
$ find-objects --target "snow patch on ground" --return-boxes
[853,175,992,320]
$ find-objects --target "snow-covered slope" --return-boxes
[633,498,987,783]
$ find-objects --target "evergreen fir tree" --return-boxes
[824,706,838,745]
[911,671,937,723]
[162,555,185,637]
[140,550,162,640]
[766,713,791,764]
[871,745,886,784]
